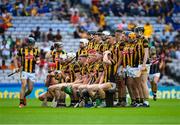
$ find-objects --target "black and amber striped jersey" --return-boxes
[109,44,118,77]
[96,62,107,82]
[76,47,88,59]
[98,43,104,53]
[120,42,130,68]
[66,63,76,82]
[86,62,98,84]
[17,47,39,73]
[106,59,116,82]
[81,64,89,76]
[128,43,136,67]
[103,42,110,52]
[51,50,66,70]
[69,62,82,81]
[87,41,94,50]
[96,62,106,72]
[93,42,101,51]
[134,37,149,66]
[114,42,121,74]
[72,62,82,74]
[88,62,96,73]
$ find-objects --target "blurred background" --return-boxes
[0,0,179,99]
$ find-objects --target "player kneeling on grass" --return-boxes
[47,55,88,107]
[82,51,113,108]
[47,66,73,107]
[38,62,58,106]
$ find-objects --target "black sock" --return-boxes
[119,98,122,103]
[140,98,144,103]
[131,99,136,104]
[25,90,32,97]
[20,99,24,104]
[136,98,140,103]
[122,97,126,102]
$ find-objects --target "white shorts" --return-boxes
[149,73,160,82]
[138,64,151,74]
[126,66,141,78]
[21,71,36,82]
[117,66,126,77]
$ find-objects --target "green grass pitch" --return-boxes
[0,99,180,124]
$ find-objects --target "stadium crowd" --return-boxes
[0,0,179,107]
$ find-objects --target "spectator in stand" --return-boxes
[47,28,54,42]
[34,26,41,42]
[85,18,99,31]
[11,1,25,16]
[168,30,176,43]
[99,11,106,30]
[41,32,47,42]
[9,60,15,71]
[100,2,110,16]
[2,9,13,27]
[169,44,177,59]
[91,4,99,22]
[52,1,70,21]
[69,0,78,7]
[21,7,28,16]
[60,0,71,20]
[29,30,35,39]
[174,30,180,43]
[0,60,8,70]
[31,6,38,16]
[176,46,180,60]
[0,40,10,60]
[70,11,79,25]
[54,29,62,42]
[69,5,79,15]
[144,22,154,38]
[6,35,15,58]
[164,22,173,32]
[79,13,87,26]
[160,30,168,41]
[118,19,128,30]
[73,26,81,38]
[111,1,124,17]
[127,20,136,31]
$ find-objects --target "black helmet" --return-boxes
[27,37,35,45]
[54,43,62,49]
[88,31,96,35]
[134,26,144,34]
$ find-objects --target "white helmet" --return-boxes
[102,31,110,36]
[67,52,76,58]
[60,54,67,60]
[80,38,89,45]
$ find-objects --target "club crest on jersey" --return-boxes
[25,54,34,59]
[55,58,60,61]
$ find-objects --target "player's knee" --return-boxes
[38,96,44,101]
[48,87,54,92]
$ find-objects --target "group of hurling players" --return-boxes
[14,26,161,108]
